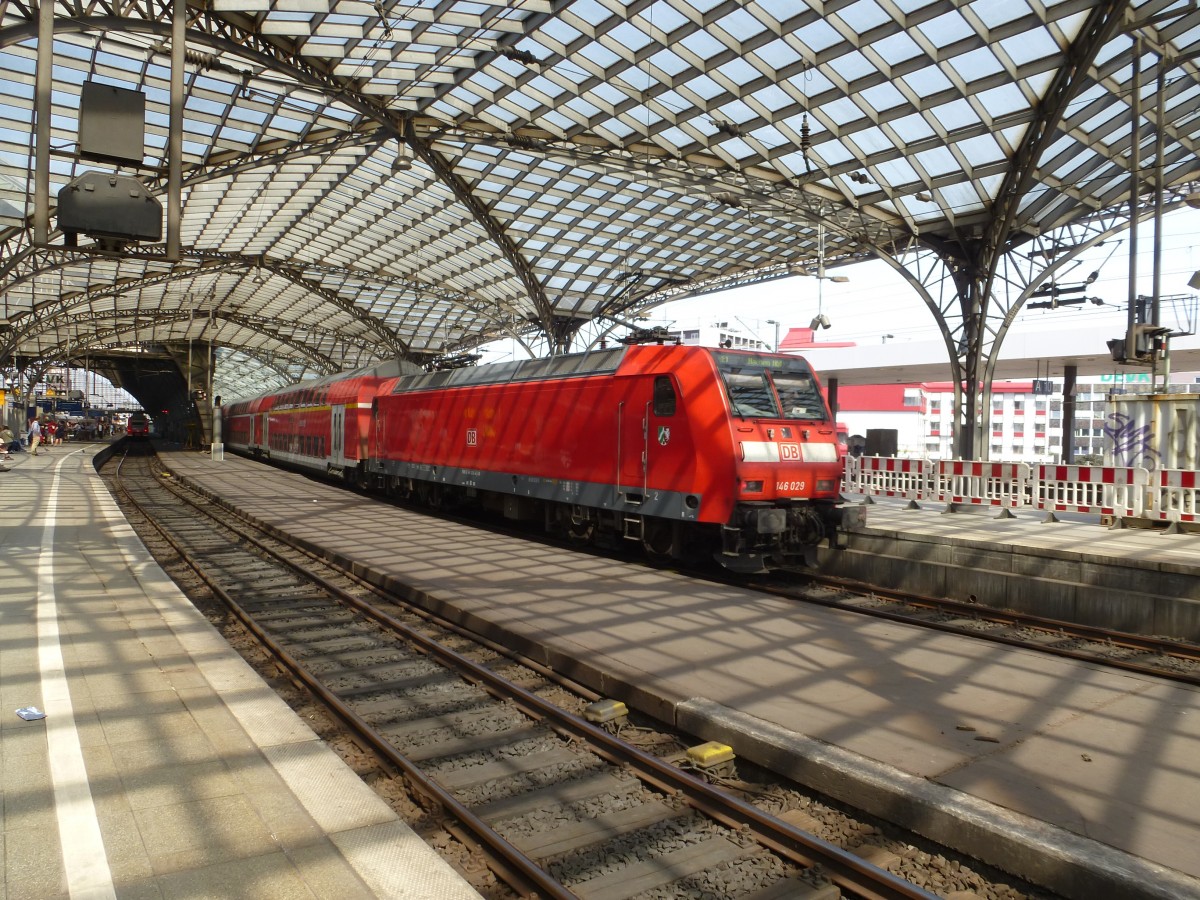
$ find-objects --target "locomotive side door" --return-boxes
[331,405,345,464]
[644,375,678,490]
[616,394,649,505]
[260,412,269,454]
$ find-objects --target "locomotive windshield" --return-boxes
[712,352,829,421]
[722,371,779,417]
[773,371,828,420]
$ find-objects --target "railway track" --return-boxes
[766,572,1200,686]
[103,447,1059,900]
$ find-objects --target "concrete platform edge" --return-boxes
[101,455,481,898]
[824,504,1200,641]
[675,697,1200,900]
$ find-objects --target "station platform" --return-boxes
[828,487,1200,641]
[0,444,481,899]
[152,448,1200,900]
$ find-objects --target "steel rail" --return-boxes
[116,452,937,900]
[110,452,571,899]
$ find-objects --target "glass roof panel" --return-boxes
[971,0,1034,31]
[676,27,730,62]
[713,7,767,42]
[835,0,892,35]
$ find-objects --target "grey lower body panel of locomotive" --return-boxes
[368,458,703,522]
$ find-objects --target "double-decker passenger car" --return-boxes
[223,346,862,571]
[222,360,415,482]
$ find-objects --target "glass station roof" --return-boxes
[1,0,1198,399]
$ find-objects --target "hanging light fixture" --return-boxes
[393,138,412,171]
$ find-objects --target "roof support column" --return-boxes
[163,339,214,447]
[33,0,53,246]
[950,263,988,460]
[1062,365,1078,464]
[166,0,184,262]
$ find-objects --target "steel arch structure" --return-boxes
[0,0,1196,449]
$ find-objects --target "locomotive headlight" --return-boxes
[742,480,763,493]
[816,478,837,492]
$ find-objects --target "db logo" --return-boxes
[779,443,801,460]
[466,428,478,446]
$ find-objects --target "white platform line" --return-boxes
[38,454,117,900]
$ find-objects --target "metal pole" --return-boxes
[166,0,184,261]
[1127,37,1141,342]
[1062,365,1077,464]
[1152,55,1166,389]
[34,0,54,246]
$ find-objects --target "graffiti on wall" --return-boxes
[1104,412,1160,469]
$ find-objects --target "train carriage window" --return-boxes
[653,376,677,416]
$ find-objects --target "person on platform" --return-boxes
[28,418,42,455]
[1,424,15,457]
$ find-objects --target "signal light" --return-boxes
[1109,324,1169,364]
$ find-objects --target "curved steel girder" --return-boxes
[0,246,407,358]
[976,0,1130,287]
[867,242,969,439]
[0,155,504,337]
[138,251,496,351]
[0,10,906,348]
[0,12,551,346]
[213,312,350,371]
[31,309,198,359]
[9,307,343,374]
[217,348,309,387]
[471,129,908,243]
[166,128,383,193]
[980,198,1185,389]
[400,121,555,340]
[239,258,408,357]
[868,196,1179,458]
[5,304,350,372]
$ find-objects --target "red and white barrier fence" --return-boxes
[1149,469,1199,529]
[1034,464,1148,520]
[845,456,929,502]
[846,455,1197,532]
[937,461,1029,511]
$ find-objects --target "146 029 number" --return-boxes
[775,480,806,492]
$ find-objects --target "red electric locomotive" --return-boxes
[368,344,860,570]
[223,345,861,571]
